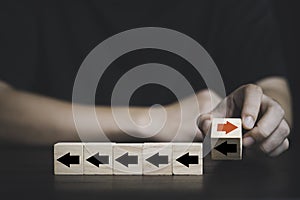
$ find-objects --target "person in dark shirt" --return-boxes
[0,0,292,156]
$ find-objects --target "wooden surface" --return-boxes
[172,143,202,175]
[83,143,113,175]
[54,143,83,175]
[211,138,242,160]
[55,142,203,175]
[211,118,242,160]
[211,118,242,138]
[0,143,299,200]
[113,143,143,175]
[143,143,172,175]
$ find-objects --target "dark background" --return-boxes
[0,1,299,200]
[273,0,300,147]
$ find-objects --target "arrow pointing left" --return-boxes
[214,141,237,155]
[86,153,109,167]
[115,152,138,167]
[146,153,168,167]
[176,153,198,167]
[57,152,80,167]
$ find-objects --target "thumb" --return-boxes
[197,113,212,136]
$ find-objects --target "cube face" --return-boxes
[113,144,143,175]
[211,138,242,160]
[211,118,242,160]
[83,143,113,175]
[172,143,202,175]
[54,142,206,175]
[143,143,172,175]
[211,118,242,138]
[54,143,83,175]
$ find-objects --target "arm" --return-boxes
[0,79,221,145]
[256,77,292,125]
[0,80,148,145]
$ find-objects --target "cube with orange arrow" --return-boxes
[211,118,242,160]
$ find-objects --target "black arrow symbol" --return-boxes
[214,141,237,156]
[57,152,80,167]
[115,152,138,167]
[176,152,198,167]
[146,153,168,167]
[86,153,109,167]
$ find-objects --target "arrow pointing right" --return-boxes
[57,152,80,167]
[146,153,168,167]
[115,152,138,167]
[86,153,109,167]
[214,141,237,155]
[217,121,238,134]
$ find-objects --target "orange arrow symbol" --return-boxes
[217,121,238,134]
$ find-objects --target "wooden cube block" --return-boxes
[143,143,172,175]
[172,143,202,175]
[54,143,83,175]
[83,143,114,175]
[113,143,143,175]
[211,118,242,160]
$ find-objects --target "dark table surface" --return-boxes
[0,141,299,200]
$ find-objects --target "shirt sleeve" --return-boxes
[206,0,286,93]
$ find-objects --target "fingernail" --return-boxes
[243,137,255,147]
[243,116,254,129]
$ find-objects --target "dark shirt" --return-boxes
[0,0,286,106]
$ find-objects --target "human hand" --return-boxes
[198,84,290,157]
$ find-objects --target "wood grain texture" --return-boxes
[172,143,202,175]
[143,143,172,175]
[54,143,83,175]
[211,118,242,160]
[211,138,242,160]
[211,118,242,138]
[83,143,114,175]
[113,143,143,175]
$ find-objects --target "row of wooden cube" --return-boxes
[54,143,202,175]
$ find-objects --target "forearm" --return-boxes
[0,83,79,145]
[256,76,292,125]
[0,82,146,145]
